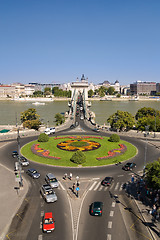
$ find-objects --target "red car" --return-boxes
[42,212,55,233]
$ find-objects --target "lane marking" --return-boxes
[119,183,124,191]
[40,222,42,229]
[59,181,65,190]
[108,221,112,229]
[89,181,97,191]
[93,181,101,191]
[114,182,119,191]
[98,185,103,191]
[107,234,111,240]
[41,211,44,217]
[38,235,42,240]
[112,202,116,207]
[110,211,114,217]
[109,183,114,190]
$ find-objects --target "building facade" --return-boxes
[130,81,157,95]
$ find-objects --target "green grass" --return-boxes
[21,135,137,167]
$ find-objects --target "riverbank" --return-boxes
[0,96,159,101]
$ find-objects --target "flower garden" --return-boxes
[21,135,137,167]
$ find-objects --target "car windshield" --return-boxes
[32,170,37,173]
[44,218,53,224]
[105,177,111,181]
[46,190,54,195]
[49,178,57,183]
[126,163,131,166]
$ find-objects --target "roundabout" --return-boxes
[21,135,137,167]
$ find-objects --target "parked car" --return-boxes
[12,151,19,158]
[90,201,103,216]
[93,128,100,132]
[26,168,40,179]
[101,177,113,186]
[45,173,59,188]
[19,156,29,166]
[44,127,55,135]
[40,184,57,203]
[122,162,136,171]
[42,212,55,233]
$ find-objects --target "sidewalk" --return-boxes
[0,162,28,240]
[125,179,160,240]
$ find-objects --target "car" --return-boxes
[42,212,55,233]
[12,151,19,158]
[44,127,55,135]
[93,128,100,132]
[45,173,59,188]
[26,168,40,179]
[80,115,84,120]
[19,156,29,166]
[70,124,75,129]
[40,184,57,203]
[90,201,103,216]
[122,162,136,171]
[101,177,113,186]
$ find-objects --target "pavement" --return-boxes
[0,119,160,240]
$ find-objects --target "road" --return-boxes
[1,119,160,240]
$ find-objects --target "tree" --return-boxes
[107,87,115,95]
[108,134,120,142]
[135,107,160,132]
[33,91,43,97]
[88,89,94,98]
[107,110,135,131]
[38,133,49,142]
[21,108,41,130]
[145,158,160,190]
[44,87,51,95]
[55,113,65,126]
[98,86,106,97]
[70,150,86,164]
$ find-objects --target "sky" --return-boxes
[0,0,160,85]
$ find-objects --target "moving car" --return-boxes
[101,177,113,186]
[93,128,100,132]
[122,162,136,171]
[19,156,29,166]
[42,212,55,233]
[40,184,57,203]
[45,173,59,188]
[44,127,55,135]
[12,151,19,158]
[90,201,103,216]
[26,168,40,179]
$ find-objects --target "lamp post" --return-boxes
[16,118,23,188]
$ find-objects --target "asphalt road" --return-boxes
[1,120,160,240]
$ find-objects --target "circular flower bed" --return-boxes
[57,139,101,151]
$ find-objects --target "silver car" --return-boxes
[40,184,57,203]
[45,173,59,188]
[19,156,29,166]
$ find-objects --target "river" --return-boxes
[0,100,159,126]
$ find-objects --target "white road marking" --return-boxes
[93,181,101,191]
[89,181,97,191]
[109,182,114,190]
[114,182,119,191]
[110,211,114,217]
[107,234,111,240]
[119,183,124,191]
[38,235,42,240]
[92,177,100,180]
[40,222,42,229]
[98,185,103,191]
[108,221,112,228]
[104,186,108,191]
[117,175,124,177]
[59,181,65,190]
[112,202,116,207]
[41,211,44,217]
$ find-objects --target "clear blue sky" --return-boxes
[0,0,159,85]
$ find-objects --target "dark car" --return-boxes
[90,201,103,216]
[26,168,40,179]
[122,162,136,171]
[12,151,19,158]
[93,128,100,132]
[101,177,113,186]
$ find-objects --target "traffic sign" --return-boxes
[76,187,79,191]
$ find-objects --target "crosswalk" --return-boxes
[89,181,124,192]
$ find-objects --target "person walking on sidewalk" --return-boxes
[69,173,72,180]
[64,173,67,180]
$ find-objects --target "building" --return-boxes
[130,81,156,95]
[71,74,89,100]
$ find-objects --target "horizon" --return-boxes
[0,0,160,85]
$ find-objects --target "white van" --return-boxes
[44,127,55,135]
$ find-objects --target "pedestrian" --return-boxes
[72,183,75,193]
[69,173,72,180]
[131,175,134,183]
[77,181,79,187]
[64,173,67,180]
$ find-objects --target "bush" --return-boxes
[70,150,86,164]
[108,134,120,142]
[38,133,49,142]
